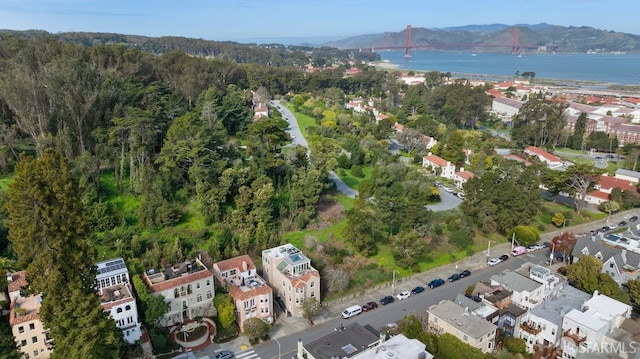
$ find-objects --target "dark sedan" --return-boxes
[411,286,425,295]
[499,254,509,262]
[428,278,445,289]
[448,274,460,282]
[380,295,395,305]
[362,301,378,311]
[459,269,471,278]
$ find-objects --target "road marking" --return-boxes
[236,350,260,359]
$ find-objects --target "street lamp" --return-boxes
[392,270,398,296]
[562,219,571,233]
[487,241,495,261]
[274,337,281,359]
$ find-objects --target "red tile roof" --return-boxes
[503,154,532,166]
[290,271,320,289]
[9,297,41,326]
[456,171,475,180]
[8,271,28,293]
[393,123,405,132]
[597,176,637,192]
[424,154,450,168]
[214,255,256,274]
[142,269,213,294]
[624,98,640,105]
[588,190,610,200]
[487,89,503,98]
[525,146,562,164]
[229,282,272,301]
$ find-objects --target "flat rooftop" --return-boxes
[428,300,497,339]
[304,323,379,359]
[529,285,590,325]
[350,334,433,359]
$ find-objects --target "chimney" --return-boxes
[297,338,304,359]
[242,261,248,272]
[621,250,627,264]
[593,290,599,297]
[379,331,386,345]
[7,272,12,283]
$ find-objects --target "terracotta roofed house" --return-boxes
[212,255,273,331]
[422,152,456,179]
[524,146,563,168]
[141,257,216,327]
[7,271,53,359]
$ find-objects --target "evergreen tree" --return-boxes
[6,150,124,358]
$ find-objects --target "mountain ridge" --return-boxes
[322,23,640,53]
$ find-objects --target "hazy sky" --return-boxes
[1,0,638,43]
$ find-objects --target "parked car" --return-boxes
[380,295,395,305]
[542,242,550,248]
[448,273,461,282]
[487,258,501,266]
[608,223,618,230]
[511,246,526,256]
[428,278,445,289]
[533,244,544,250]
[499,254,509,262]
[619,221,627,227]
[362,301,378,312]
[215,351,234,359]
[459,269,471,278]
[526,245,537,252]
[631,216,638,222]
[411,286,425,295]
[397,291,411,300]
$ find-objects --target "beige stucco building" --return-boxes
[212,254,273,331]
[262,243,320,317]
[427,300,497,353]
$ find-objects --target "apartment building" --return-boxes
[490,271,546,310]
[96,258,142,343]
[212,255,273,331]
[427,300,497,353]
[7,271,53,359]
[262,243,320,317]
[422,153,456,179]
[141,258,216,327]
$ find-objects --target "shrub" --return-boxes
[504,336,527,354]
[350,165,364,178]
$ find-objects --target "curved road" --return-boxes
[271,100,358,198]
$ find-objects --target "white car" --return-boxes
[396,291,410,300]
[487,258,501,266]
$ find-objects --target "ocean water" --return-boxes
[377,51,640,86]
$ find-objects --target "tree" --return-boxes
[567,255,602,293]
[551,213,566,227]
[437,333,486,359]
[626,279,640,305]
[132,276,169,327]
[325,267,350,294]
[564,164,604,215]
[551,232,577,263]
[511,98,567,148]
[214,293,237,330]
[6,150,124,358]
[243,317,269,343]
[302,298,321,325]
[570,112,588,150]
[509,225,540,246]
[504,336,527,354]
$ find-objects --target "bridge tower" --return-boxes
[404,25,412,58]
[511,27,520,55]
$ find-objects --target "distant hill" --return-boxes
[323,24,640,54]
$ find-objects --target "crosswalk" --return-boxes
[235,349,260,359]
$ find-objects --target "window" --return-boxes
[20,339,27,347]
[206,280,211,286]
[197,294,202,303]
[551,329,555,335]
[18,326,24,334]
[32,336,38,344]
[610,262,615,268]
[125,305,131,311]
[29,323,35,331]
[310,291,315,298]
[206,291,212,299]
[117,308,123,313]
[34,351,39,357]
[310,281,315,288]
[197,283,201,289]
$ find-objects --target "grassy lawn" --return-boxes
[338,167,371,190]
[288,109,317,138]
[554,147,589,155]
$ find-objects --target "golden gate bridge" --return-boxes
[347,25,553,57]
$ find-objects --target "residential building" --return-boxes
[498,304,527,338]
[491,97,524,122]
[96,258,142,343]
[524,146,563,168]
[454,169,475,189]
[212,255,273,331]
[572,237,640,285]
[615,169,640,184]
[423,153,456,179]
[262,243,320,317]
[519,284,590,354]
[490,271,546,310]
[427,300,497,353]
[454,293,499,324]
[295,322,433,359]
[7,271,53,359]
[141,258,216,327]
[585,175,638,205]
[561,291,632,359]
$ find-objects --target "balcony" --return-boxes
[520,323,542,335]
[563,330,586,345]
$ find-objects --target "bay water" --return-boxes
[378,51,640,86]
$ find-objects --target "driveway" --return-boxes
[271,100,358,198]
[427,188,463,212]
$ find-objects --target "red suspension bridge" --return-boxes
[349,25,553,56]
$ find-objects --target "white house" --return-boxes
[423,153,456,179]
[96,258,142,344]
[454,169,475,189]
[524,146,563,168]
[561,291,631,359]
[490,271,545,310]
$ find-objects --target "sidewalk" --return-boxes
[269,241,514,339]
